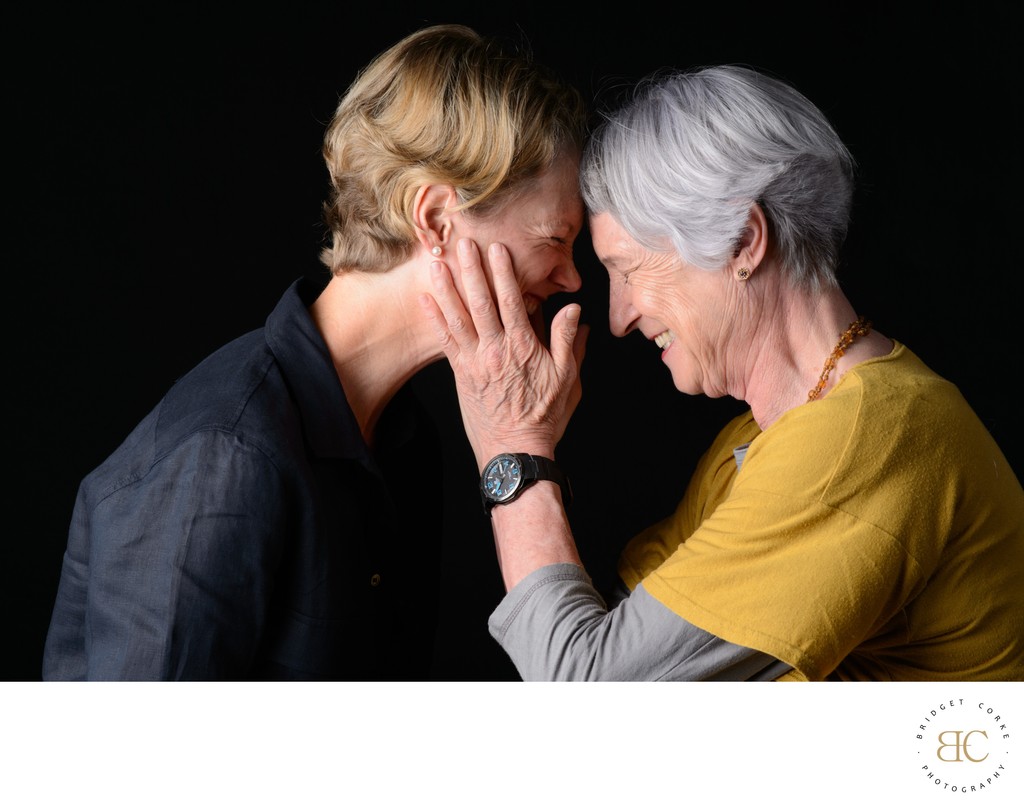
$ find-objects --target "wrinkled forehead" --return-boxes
[588,211,635,264]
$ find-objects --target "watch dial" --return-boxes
[484,455,522,502]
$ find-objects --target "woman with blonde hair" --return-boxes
[43,24,587,680]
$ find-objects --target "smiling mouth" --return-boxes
[654,330,676,349]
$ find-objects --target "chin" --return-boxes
[668,362,715,397]
[669,372,700,396]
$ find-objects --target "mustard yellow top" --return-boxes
[618,342,1024,681]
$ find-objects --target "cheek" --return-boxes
[510,251,549,290]
[635,276,688,319]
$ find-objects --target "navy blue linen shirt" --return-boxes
[43,277,443,680]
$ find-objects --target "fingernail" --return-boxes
[431,261,444,276]
[566,305,581,321]
[458,239,472,258]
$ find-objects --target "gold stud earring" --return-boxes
[431,246,443,257]
[737,267,750,280]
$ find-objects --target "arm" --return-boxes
[45,430,287,680]
[420,239,789,679]
[492,564,791,681]
[420,238,585,590]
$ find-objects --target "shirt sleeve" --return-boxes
[44,429,289,680]
[488,563,791,681]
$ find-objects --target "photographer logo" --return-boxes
[915,698,1012,795]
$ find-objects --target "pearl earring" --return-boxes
[431,246,442,257]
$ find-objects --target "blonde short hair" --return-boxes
[320,24,587,274]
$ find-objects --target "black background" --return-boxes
[9,3,1021,682]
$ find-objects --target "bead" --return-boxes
[807,316,872,403]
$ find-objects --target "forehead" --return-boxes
[468,155,584,242]
[589,211,639,265]
[523,156,583,223]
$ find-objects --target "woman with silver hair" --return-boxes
[422,64,1024,680]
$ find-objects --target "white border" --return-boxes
[3,681,1021,804]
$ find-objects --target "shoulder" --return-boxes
[158,328,282,438]
[742,340,1001,505]
[763,342,962,449]
[833,341,989,453]
[152,330,305,468]
[81,329,300,500]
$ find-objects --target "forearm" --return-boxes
[490,563,792,682]
[489,478,582,591]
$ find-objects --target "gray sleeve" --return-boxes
[488,563,792,681]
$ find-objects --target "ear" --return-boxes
[730,202,769,280]
[412,184,458,254]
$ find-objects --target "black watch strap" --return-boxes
[480,453,573,516]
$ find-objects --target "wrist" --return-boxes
[476,445,555,473]
[479,452,572,517]
[474,433,557,472]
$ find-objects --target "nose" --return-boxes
[608,280,639,337]
[551,255,582,293]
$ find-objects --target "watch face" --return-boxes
[482,454,523,503]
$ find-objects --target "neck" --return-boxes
[739,284,890,430]
[309,260,442,445]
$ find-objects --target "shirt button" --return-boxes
[370,573,381,587]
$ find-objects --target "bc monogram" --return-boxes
[936,730,988,762]
[915,699,1011,794]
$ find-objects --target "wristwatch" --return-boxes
[480,453,572,516]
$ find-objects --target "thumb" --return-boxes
[573,322,589,371]
[550,304,582,374]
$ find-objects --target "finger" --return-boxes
[549,303,583,379]
[573,322,590,370]
[486,242,533,333]
[418,291,462,363]
[456,239,504,342]
[426,259,478,351]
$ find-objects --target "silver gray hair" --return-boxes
[580,65,856,290]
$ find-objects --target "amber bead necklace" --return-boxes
[807,315,872,401]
